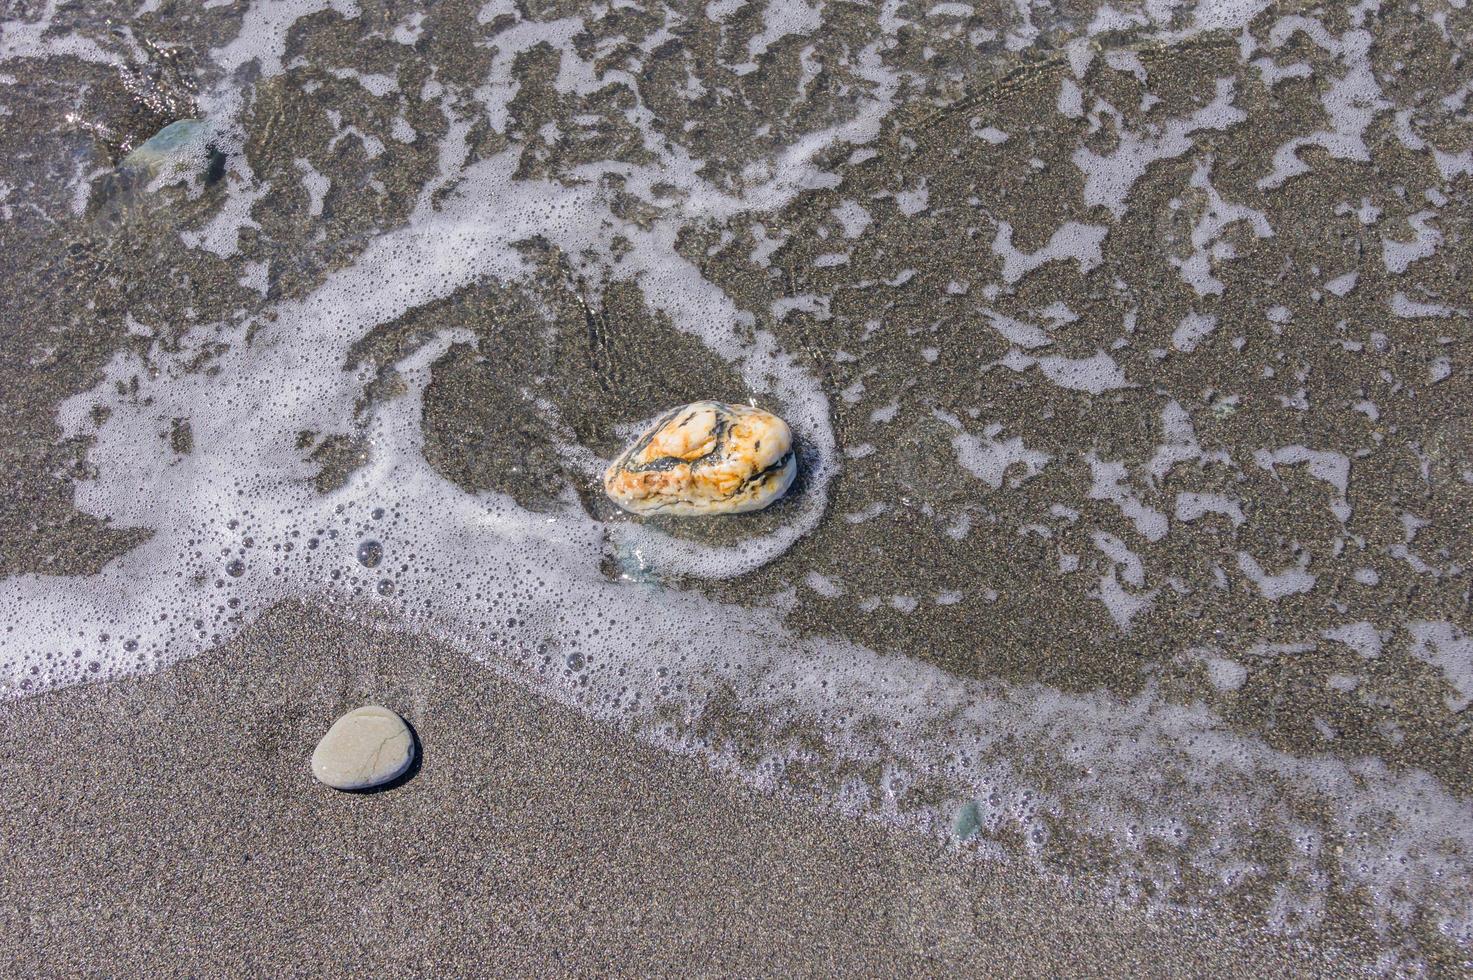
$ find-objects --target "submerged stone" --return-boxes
[310,704,415,791]
[120,119,213,178]
[952,800,982,842]
[604,401,797,516]
[91,118,224,230]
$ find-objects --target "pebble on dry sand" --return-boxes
[310,705,415,790]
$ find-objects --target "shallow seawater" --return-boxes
[0,0,1470,970]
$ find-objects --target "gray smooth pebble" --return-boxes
[310,704,415,790]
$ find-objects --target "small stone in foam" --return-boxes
[604,401,796,517]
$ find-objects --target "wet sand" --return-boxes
[0,599,1366,976]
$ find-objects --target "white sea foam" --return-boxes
[1073,79,1245,217]
[1086,454,1168,542]
[1175,492,1245,527]
[1257,9,1388,190]
[1171,156,1272,297]
[1253,446,1351,522]
[1171,312,1218,353]
[991,220,1107,283]
[1236,551,1316,599]
[992,348,1133,394]
[1381,210,1442,274]
[1407,623,1473,712]
[938,410,1051,490]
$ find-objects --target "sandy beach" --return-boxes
[1,599,1374,976]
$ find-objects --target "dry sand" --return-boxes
[0,599,1370,977]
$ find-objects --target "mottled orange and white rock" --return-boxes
[604,401,797,516]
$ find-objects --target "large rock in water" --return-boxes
[603,401,797,516]
[310,705,416,791]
